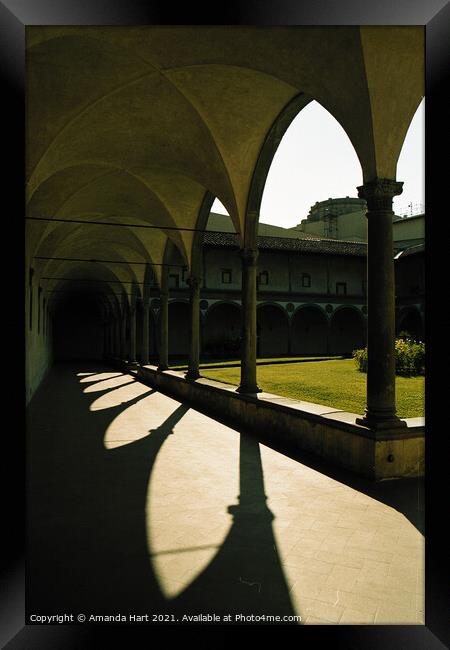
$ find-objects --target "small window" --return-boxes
[302,273,311,288]
[336,282,347,295]
[181,266,188,283]
[259,270,269,286]
[221,269,232,284]
[169,274,179,289]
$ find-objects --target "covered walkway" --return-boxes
[27,363,424,625]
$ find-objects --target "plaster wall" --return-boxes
[328,257,365,295]
[393,215,424,245]
[338,211,367,241]
[257,251,290,292]
[204,249,241,290]
[290,255,328,294]
[26,287,53,404]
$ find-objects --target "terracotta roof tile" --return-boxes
[203,232,367,256]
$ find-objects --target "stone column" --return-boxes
[113,317,120,357]
[237,248,261,394]
[121,309,127,360]
[103,322,109,357]
[186,276,201,380]
[129,302,137,362]
[287,315,292,356]
[141,297,150,365]
[356,178,406,430]
[158,288,169,371]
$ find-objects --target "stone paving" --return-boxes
[28,365,424,625]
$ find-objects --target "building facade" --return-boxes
[135,208,424,361]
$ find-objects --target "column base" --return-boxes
[236,384,262,395]
[157,364,168,372]
[356,411,407,431]
[185,370,201,381]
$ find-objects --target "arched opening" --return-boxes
[291,306,327,355]
[259,99,363,231]
[329,307,365,355]
[393,98,425,218]
[52,293,104,361]
[167,301,190,359]
[397,307,424,342]
[203,302,241,359]
[257,304,289,357]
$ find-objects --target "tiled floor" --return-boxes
[27,364,424,625]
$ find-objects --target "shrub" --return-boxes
[353,337,425,376]
[353,347,367,373]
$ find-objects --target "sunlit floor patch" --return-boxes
[90,380,149,414]
[146,406,240,599]
[71,367,424,621]
[145,391,423,620]
[83,374,132,392]
[258,446,424,624]
[79,372,123,383]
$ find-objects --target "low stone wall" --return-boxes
[109,358,424,480]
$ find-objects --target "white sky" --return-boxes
[212,98,425,228]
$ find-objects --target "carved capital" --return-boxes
[187,276,202,290]
[358,179,403,212]
[239,248,259,267]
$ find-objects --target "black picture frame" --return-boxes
[3,1,449,648]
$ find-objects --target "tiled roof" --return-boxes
[395,243,425,258]
[203,231,367,256]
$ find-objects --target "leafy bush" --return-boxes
[353,347,368,373]
[353,335,425,376]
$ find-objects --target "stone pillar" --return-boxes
[237,248,261,394]
[103,322,109,356]
[326,316,331,355]
[287,316,292,356]
[158,288,169,371]
[129,302,137,362]
[113,317,119,357]
[186,276,201,380]
[141,297,150,365]
[356,178,406,430]
[121,309,127,360]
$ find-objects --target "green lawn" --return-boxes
[169,355,342,370]
[200,358,424,418]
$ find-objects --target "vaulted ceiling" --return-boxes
[26,26,423,313]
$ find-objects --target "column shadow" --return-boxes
[27,363,296,621]
[173,435,297,621]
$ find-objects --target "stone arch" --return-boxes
[291,305,328,355]
[138,304,158,359]
[257,303,289,357]
[244,93,313,247]
[329,306,365,355]
[397,306,424,342]
[203,301,241,358]
[166,300,190,359]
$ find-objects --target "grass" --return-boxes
[199,358,424,419]
[169,355,342,370]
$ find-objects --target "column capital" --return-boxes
[239,248,259,267]
[358,178,403,212]
[187,275,202,290]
